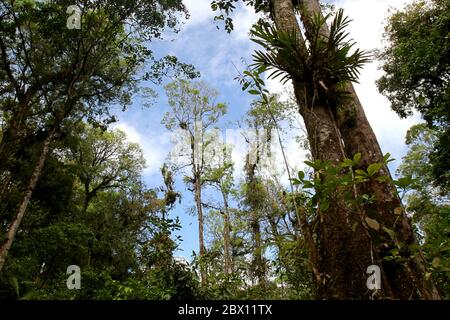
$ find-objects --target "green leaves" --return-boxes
[367,163,383,177]
[249,21,300,85]
[365,217,380,231]
[297,171,305,181]
[382,226,396,240]
[393,176,415,190]
[353,153,362,165]
[377,0,450,191]
[248,9,371,95]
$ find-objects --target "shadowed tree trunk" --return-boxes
[271,0,386,299]
[294,0,440,299]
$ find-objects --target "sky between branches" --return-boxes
[112,0,421,258]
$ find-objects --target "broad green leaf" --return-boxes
[382,226,396,239]
[367,163,382,176]
[432,257,441,268]
[365,217,380,231]
[304,160,315,168]
[353,153,362,165]
[341,158,353,167]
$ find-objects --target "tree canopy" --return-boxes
[0,0,448,302]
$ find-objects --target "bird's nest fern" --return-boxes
[249,9,371,107]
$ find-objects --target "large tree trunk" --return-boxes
[338,87,441,299]
[0,129,55,272]
[293,81,379,299]
[296,0,440,299]
[271,0,382,299]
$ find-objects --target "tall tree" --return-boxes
[377,0,450,191]
[66,124,145,213]
[397,124,450,298]
[290,0,440,299]
[0,0,195,272]
[203,140,235,276]
[163,79,227,285]
[211,0,440,298]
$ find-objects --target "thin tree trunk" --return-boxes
[194,174,207,285]
[245,157,266,285]
[251,210,264,285]
[0,128,55,272]
[244,124,267,285]
[221,188,232,276]
[298,0,440,300]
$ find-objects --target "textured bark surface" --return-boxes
[339,88,441,299]
[297,0,440,299]
[293,81,377,299]
[271,0,378,299]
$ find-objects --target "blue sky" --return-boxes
[112,0,421,259]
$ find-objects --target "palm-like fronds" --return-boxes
[249,9,371,93]
[250,21,308,85]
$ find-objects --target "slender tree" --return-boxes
[204,141,235,276]
[163,79,227,285]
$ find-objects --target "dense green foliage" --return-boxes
[397,124,450,298]
[0,123,202,299]
[377,0,450,191]
[0,0,448,300]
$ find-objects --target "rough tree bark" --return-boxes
[296,0,440,299]
[271,0,385,299]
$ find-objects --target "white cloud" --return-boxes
[183,0,216,27]
[232,4,260,41]
[114,122,141,144]
[183,0,259,41]
[113,122,172,177]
